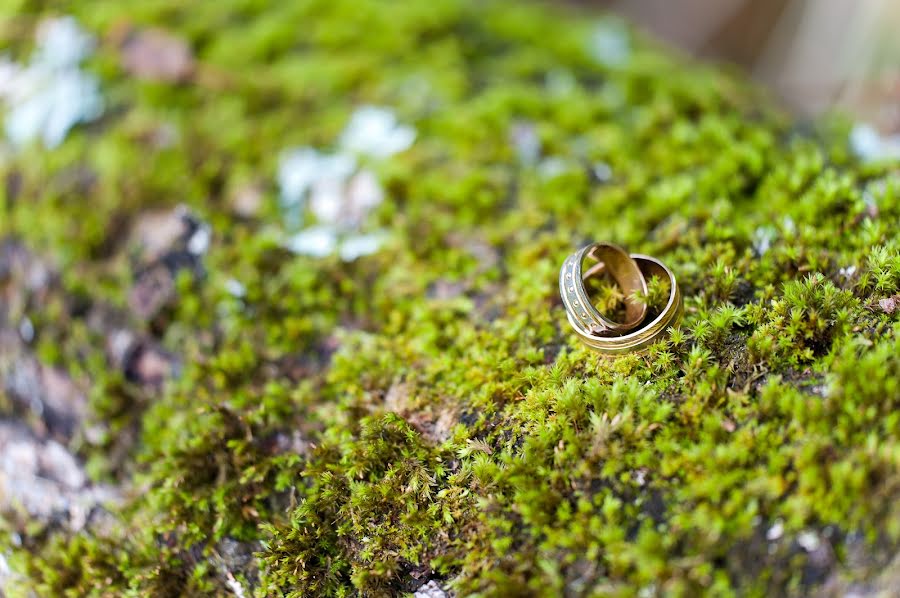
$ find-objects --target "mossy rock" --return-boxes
[2,1,900,597]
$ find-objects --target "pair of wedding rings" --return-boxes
[559,242,682,355]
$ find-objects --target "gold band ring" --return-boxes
[558,242,648,335]
[561,251,682,355]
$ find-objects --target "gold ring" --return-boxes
[558,242,648,335]
[560,251,682,355]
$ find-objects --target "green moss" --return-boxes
[3,0,900,596]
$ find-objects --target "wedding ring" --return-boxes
[560,250,682,355]
[558,242,648,335]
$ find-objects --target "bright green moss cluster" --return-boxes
[2,0,900,596]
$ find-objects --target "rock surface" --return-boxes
[2,2,900,597]
[0,421,119,531]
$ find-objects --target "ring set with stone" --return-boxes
[559,242,682,354]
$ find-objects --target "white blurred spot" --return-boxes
[278,148,356,212]
[415,580,448,598]
[224,570,246,598]
[590,21,630,67]
[284,225,338,257]
[781,216,796,235]
[538,156,570,179]
[637,584,656,598]
[279,107,413,259]
[798,530,821,552]
[633,469,647,486]
[0,60,23,98]
[850,123,900,162]
[18,317,34,343]
[34,17,95,67]
[752,226,775,256]
[0,17,103,148]
[510,121,540,165]
[339,233,385,262]
[339,105,416,159]
[345,170,384,222]
[766,520,784,541]
[187,223,211,255]
[224,278,246,298]
[592,161,613,182]
[308,176,346,224]
[545,69,576,95]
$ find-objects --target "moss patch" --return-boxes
[2,1,900,596]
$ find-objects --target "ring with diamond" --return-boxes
[558,242,648,336]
